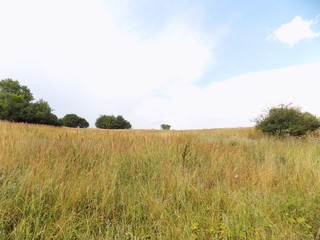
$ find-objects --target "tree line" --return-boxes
[0,79,132,129]
[1,78,320,135]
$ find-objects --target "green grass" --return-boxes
[0,121,320,239]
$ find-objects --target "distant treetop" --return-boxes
[62,114,89,128]
[160,124,171,130]
[95,115,131,129]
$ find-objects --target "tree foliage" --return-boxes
[161,124,171,130]
[0,79,32,122]
[62,114,89,128]
[0,79,34,102]
[255,104,320,136]
[27,99,61,126]
[95,115,131,129]
[0,79,60,126]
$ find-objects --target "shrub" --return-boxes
[160,124,171,130]
[95,115,131,129]
[62,114,89,128]
[255,104,320,136]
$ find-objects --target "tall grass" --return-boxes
[0,121,320,239]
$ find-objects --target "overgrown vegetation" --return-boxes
[256,104,320,136]
[1,121,320,239]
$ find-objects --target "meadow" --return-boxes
[0,121,320,239]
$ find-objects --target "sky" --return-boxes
[0,0,319,129]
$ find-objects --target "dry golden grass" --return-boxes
[0,121,320,239]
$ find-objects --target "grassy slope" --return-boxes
[0,121,320,239]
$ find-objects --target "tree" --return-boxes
[0,79,33,122]
[27,99,61,126]
[161,124,171,130]
[95,115,131,129]
[0,79,33,102]
[78,117,89,128]
[62,114,89,128]
[0,78,60,126]
[255,104,320,136]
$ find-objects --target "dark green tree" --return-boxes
[95,115,109,129]
[95,115,131,129]
[62,114,89,128]
[0,78,33,102]
[160,124,171,130]
[114,115,132,129]
[78,117,89,128]
[255,104,320,136]
[0,78,60,126]
[27,99,61,126]
[0,79,33,122]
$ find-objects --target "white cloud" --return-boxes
[134,62,320,129]
[0,0,213,127]
[269,16,320,47]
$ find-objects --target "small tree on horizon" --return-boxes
[160,124,171,130]
[95,115,131,129]
[62,114,89,128]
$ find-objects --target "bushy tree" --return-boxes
[0,78,60,126]
[95,115,131,129]
[78,117,89,128]
[255,104,320,136]
[62,114,89,128]
[27,99,61,126]
[0,78,33,102]
[161,124,171,130]
[0,79,33,122]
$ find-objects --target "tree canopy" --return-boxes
[0,79,60,126]
[0,79,32,122]
[27,99,60,126]
[62,114,89,128]
[160,124,171,130]
[0,79,34,102]
[255,104,320,136]
[95,115,131,129]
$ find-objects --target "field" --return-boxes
[0,121,320,239]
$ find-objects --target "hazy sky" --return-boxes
[1,0,319,129]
